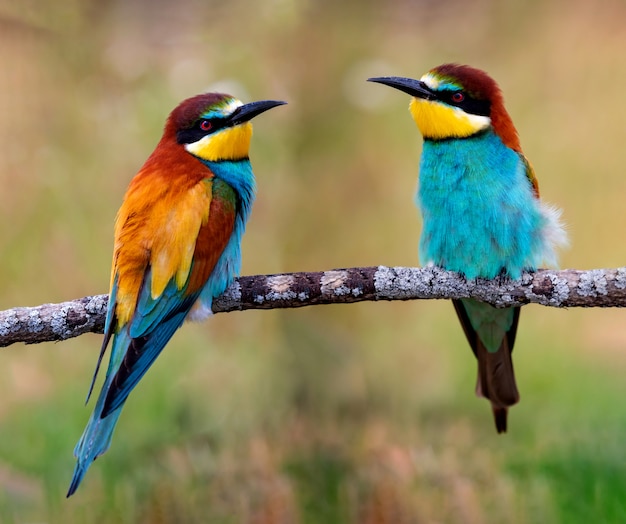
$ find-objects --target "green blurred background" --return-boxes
[1,0,626,522]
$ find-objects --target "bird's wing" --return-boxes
[519,153,540,198]
[90,173,237,416]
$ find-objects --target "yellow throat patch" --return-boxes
[409,98,490,140]
[185,122,253,162]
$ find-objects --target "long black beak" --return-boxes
[229,99,286,126]
[367,76,436,100]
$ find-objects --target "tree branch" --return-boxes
[1,265,625,348]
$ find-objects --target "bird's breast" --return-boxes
[416,133,545,279]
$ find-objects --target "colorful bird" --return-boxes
[67,93,285,496]
[369,64,566,432]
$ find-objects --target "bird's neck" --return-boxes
[419,129,518,178]
[203,159,256,220]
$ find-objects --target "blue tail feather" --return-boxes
[67,376,124,497]
[67,327,132,497]
[67,300,190,496]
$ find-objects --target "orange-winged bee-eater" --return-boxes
[369,64,567,432]
[67,93,285,496]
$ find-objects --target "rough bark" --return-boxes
[1,265,625,348]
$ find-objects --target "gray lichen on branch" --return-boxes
[1,265,625,348]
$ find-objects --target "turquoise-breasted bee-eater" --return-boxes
[369,64,566,432]
[67,93,285,496]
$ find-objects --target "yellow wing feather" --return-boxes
[112,174,213,327]
[150,180,213,297]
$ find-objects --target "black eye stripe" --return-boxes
[438,90,491,117]
[176,116,229,145]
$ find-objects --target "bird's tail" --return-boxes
[475,337,520,433]
[67,329,132,497]
[67,376,124,497]
[452,299,520,433]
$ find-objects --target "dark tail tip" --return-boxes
[66,483,77,498]
[66,465,84,498]
[493,407,508,434]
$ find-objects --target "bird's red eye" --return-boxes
[451,92,465,103]
[199,120,212,131]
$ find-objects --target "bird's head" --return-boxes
[167,93,286,162]
[369,63,520,150]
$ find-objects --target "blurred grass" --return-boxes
[1,0,626,522]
